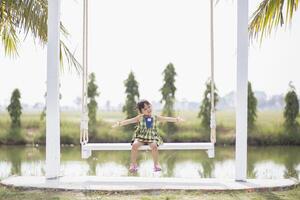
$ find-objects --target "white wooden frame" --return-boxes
[46,0,248,181]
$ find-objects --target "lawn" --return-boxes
[0,184,299,200]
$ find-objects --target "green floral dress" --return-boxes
[131,115,163,146]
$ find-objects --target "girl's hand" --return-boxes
[176,117,185,123]
[112,121,121,128]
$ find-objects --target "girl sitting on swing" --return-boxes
[112,99,184,173]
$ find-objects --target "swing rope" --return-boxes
[210,0,216,144]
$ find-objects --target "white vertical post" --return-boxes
[235,0,248,181]
[46,0,61,179]
[209,0,216,144]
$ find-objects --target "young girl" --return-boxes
[112,99,183,173]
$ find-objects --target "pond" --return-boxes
[0,146,299,180]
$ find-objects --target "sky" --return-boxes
[0,0,300,108]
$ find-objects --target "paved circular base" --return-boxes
[1,176,298,191]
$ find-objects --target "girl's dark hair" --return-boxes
[137,99,151,113]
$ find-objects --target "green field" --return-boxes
[0,110,299,145]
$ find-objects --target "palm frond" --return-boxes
[60,40,82,74]
[0,0,81,72]
[1,19,19,56]
[249,0,299,43]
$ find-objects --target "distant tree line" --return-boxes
[3,66,299,140]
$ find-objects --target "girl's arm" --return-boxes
[156,115,184,123]
[112,114,143,128]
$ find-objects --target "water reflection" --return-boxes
[0,146,299,180]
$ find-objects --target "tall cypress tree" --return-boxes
[87,73,100,139]
[7,89,22,129]
[160,63,177,134]
[123,71,140,130]
[248,81,258,131]
[284,82,299,129]
[198,80,218,130]
[7,88,23,143]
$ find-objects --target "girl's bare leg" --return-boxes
[131,140,144,165]
[149,142,159,166]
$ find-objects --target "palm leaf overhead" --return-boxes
[249,0,299,42]
[0,0,81,72]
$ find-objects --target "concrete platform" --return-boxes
[1,176,299,191]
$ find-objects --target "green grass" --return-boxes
[0,185,299,200]
[0,110,300,145]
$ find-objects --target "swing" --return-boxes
[80,0,216,159]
